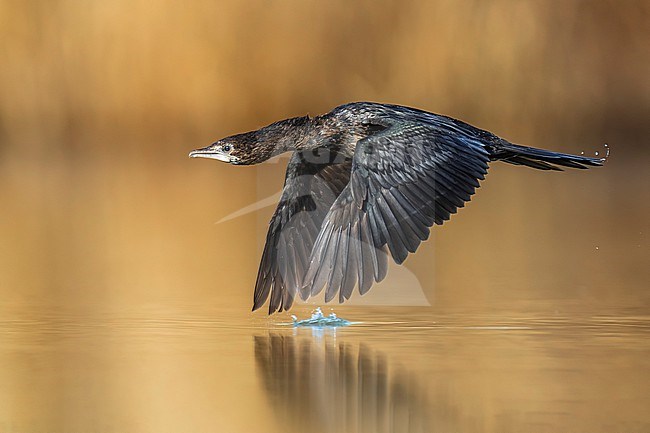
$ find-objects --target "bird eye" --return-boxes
[222,144,232,152]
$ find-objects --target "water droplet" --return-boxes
[595,246,599,250]
[310,307,324,320]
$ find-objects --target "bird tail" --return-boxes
[490,141,608,171]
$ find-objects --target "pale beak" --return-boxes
[189,144,236,163]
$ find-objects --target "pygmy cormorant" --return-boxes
[189,102,606,314]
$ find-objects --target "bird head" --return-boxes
[189,116,311,166]
[189,132,257,165]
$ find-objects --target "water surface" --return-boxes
[1,302,648,433]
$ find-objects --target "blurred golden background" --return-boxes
[1,1,649,432]
[1,0,647,311]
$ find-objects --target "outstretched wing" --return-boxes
[303,120,490,303]
[254,149,352,313]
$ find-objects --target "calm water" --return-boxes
[1,155,648,432]
[1,302,649,433]
[2,1,649,431]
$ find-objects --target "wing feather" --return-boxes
[302,120,489,302]
[253,151,352,313]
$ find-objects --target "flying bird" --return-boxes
[189,102,605,314]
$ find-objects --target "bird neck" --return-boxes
[259,116,313,157]
[293,115,347,153]
[251,114,351,162]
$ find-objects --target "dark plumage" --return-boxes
[189,102,606,314]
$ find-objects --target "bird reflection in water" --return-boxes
[254,333,437,433]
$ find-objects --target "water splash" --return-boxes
[291,307,351,327]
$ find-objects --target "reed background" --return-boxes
[1,0,648,312]
[1,2,650,432]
